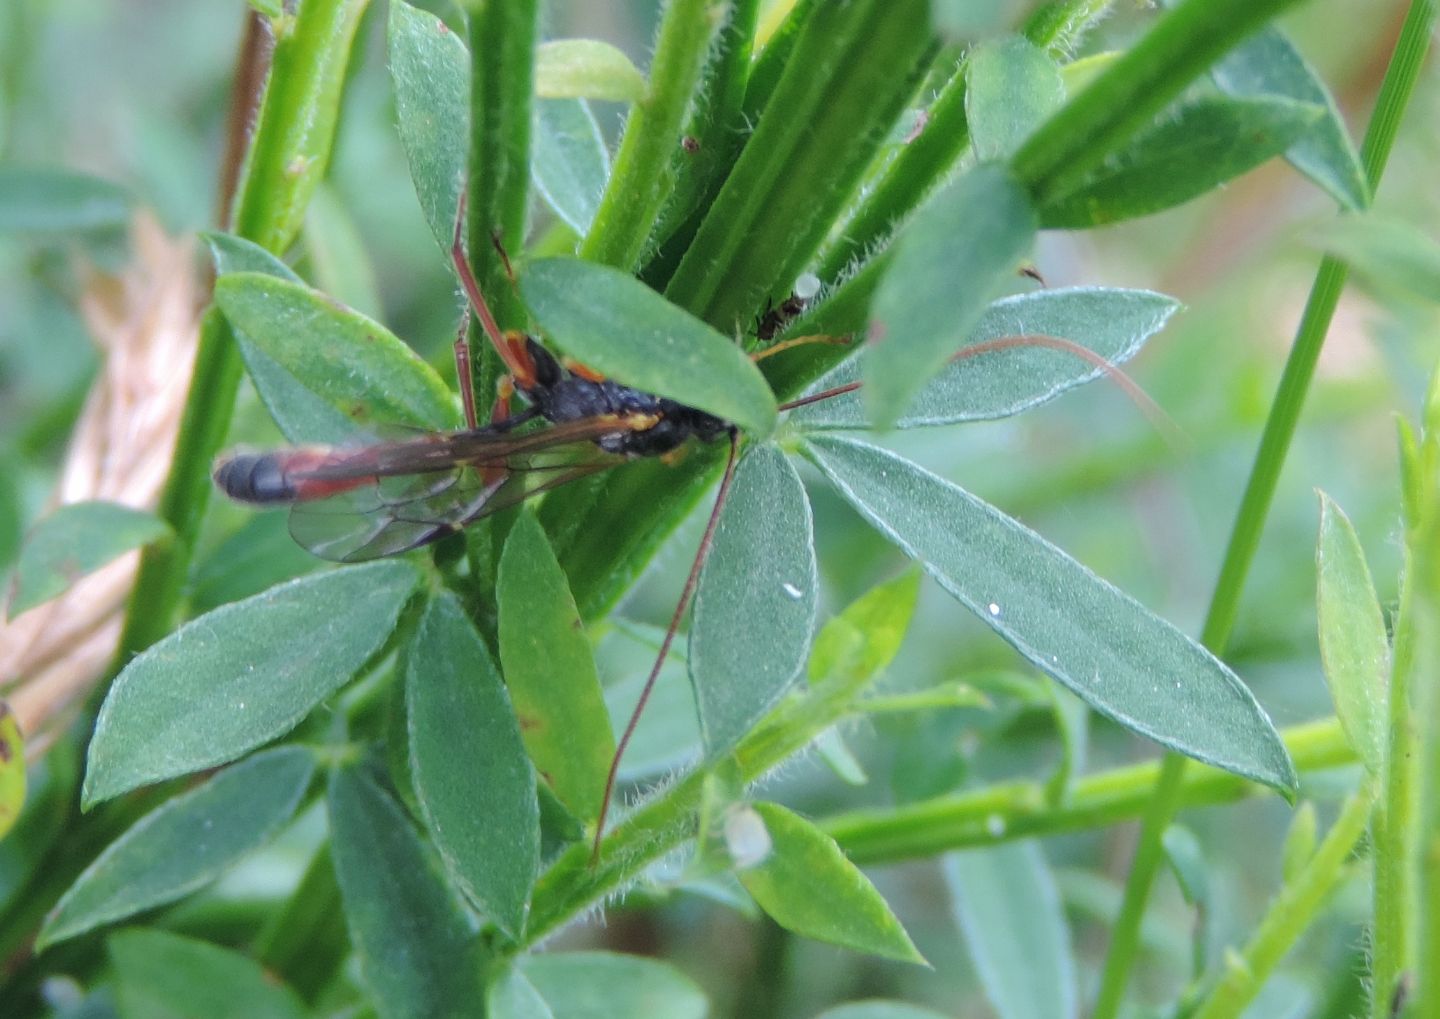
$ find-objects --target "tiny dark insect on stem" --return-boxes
[213,193,1164,867]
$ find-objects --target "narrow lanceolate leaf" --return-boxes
[508,952,708,1019]
[84,561,418,807]
[41,747,314,949]
[1316,493,1389,774]
[328,765,481,1019]
[533,98,610,236]
[805,437,1296,792]
[408,592,538,937]
[739,802,925,964]
[809,570,922,689]
[966,36,1065,161]
[520,258,777,436]
[388,0,469,253]
[204,232,358,444]
[945,844,1077,1019]
[7,501,170,619]
[865,164,1037,431]
[535,39,647,103]
[109,928,308,1019]
[0,166,131,234]
[498,511,614,822]
[691,445,817,755]
[1212,27,1368,212]
[793,287,1178,431]
[1039,96,1323,229]
[0,703,23,840]
[214,273,459,432]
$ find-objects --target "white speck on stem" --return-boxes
[725,807,772,870]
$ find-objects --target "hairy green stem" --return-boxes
[581,0,722,271]
[462,0,537,401]
[1096,3,1436,1015]
[1012,0,1307,203]
[825,719,1352,863]
[1190,786,1373,1019]
[118,0,369,659]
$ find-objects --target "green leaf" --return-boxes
[740,801,924,964]
[109,928,308,1019]
[1307,216,1440,304]
[213,272,460,431]
[1212,27,1369,212]
[487,966,554,1019]
[945,843,1076,1019]
[0,703,23,841]
[41,747,313,948]
[865,164,1037,430]
[520,257,777,435]
[328,765,482,1019]
[388,0,469,254]
[85,561,419,806]
[1039,96,1323,229]
[534,98,609,236]
[246,0,283,18]
[0,166,130,234]
[509,951,709,1019]
[1316,492,1389,774]
[535,39,646,103]
[793,287,1178,431]
[498,511,614,822]
[805,437,1297,792]
[6,501,170,619]
[690,444,817,755]
[204,231,302,280]
[303,182,382,319]
[408,592,538,937]
[966,36,1065,161]
[599,624,700,781]
[809,570,921,688]
[204,232,359,444]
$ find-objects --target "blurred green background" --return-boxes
[2,1,1437,1015]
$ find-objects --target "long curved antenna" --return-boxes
[779,331,1183,447]
[592,428,743,864]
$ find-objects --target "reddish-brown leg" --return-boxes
[450,194,538,388]
[453,315,479,430]
[592,428,743,863]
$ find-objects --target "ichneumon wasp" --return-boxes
[213,199,1157,859]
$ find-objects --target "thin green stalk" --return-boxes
[1190,786,1374,1019]
[117,0,369,659]
[1418,508,1440,1018]
[1094,4,1436,1015]
[581,0,722,271]
[824,719,1352,864]
[462,0,537,400]
[1012,0,1307,203]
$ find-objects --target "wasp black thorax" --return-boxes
[515,337,731,457]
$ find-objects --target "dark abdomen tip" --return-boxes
[213,452,297,505]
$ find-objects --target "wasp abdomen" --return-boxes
[213,452,300,505]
